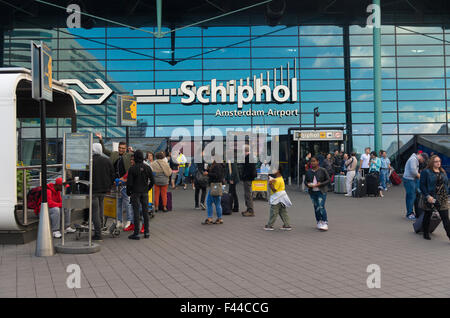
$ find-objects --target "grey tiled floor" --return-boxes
[1,184,450,298]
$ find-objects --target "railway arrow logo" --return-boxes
[60,78,113,105]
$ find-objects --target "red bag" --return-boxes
[27,186,42,214]
[390,171,402,185]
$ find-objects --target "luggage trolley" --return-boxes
[252,171,269,201]
[103,183,122,238]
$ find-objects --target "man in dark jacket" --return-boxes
[126,150,155,240]
[226,160,240,212]
[91,143,115,241]
[241,145,257,217]
[305,156,331,231]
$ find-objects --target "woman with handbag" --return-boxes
[419,155,450,240]
[202,160,225,225]
[150,152,172,213]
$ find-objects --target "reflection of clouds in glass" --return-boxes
[311,53,343,68]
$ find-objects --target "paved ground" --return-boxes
[1,184,450,298]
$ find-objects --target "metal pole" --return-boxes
[126,126,129,148]
[88,133,93,247]
[373,0,382,153]
[40,99,47,203]
[22,168,27,225]
[61,133,66,246]
[156,0,162,38]
[297,140,300,187]
[343,25,353,153]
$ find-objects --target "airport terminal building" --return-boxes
[1,0,450,177]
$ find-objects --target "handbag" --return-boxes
[210,182,223,197]
[419,183,445,211]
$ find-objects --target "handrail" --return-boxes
[16,164,62,226]
[17,164,62,170]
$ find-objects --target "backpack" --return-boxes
[195,170,209,187]
[27,187,42,214]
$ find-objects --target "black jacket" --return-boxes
[304,167,331,194]
[92,154,115,194]
[208,163,225,184]
[241,155,257,181]
[126,163,155,195]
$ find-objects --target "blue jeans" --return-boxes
[403,178,417,217]
[309,191,328,223]
[117,186,133,223]
[380,169,389,190]
[176,166,186,185]
[206,190,222,219]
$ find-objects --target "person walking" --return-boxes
[419,155,450,241]
[305,157,331,231]
[176,150,188,189]
[380,150,391,192]
[403,152,425,220]
[150,152,172,213]
[359,147,371,176]
[264,166,292,231]
[96,132,133,230]
[241,145,257,217]
[226,159,240,213]
[201,159,225,225]
[368,151,383,197]
[91,143,115,241]
[126,150,154,240]
[194,161,208,210]
[333,150,343,175]
[344,152,358,197]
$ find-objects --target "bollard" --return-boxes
[35,202,55,257]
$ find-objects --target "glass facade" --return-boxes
[3,24,449,163]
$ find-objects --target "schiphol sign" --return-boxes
[133,60,300,118]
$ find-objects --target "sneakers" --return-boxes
[195,205,200,210]
[200,203,206,210]
[280,225,292,231]
[344,194,352,197]
[53,231,62,238]
[407,214,416,221]
[317,221,329,231]
[116,221,123,229]
[123,221,131,229]
[144,233,150,239]
[264,225,274,231]
[65,226,76,233]
[242,211,255,217]
[124,223,135,232]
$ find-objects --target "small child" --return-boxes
[264,166,292,231]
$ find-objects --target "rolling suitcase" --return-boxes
[352,174,367,197]
[221,193,232,215]
[334,175,347,194]
[158,191,172,211]
[413,211,441,234]
[390,170,402,185]
[366,173,379,196]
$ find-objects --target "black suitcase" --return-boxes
[352,175,367,197]
[221,193,232,215]
[413,211,441,234]
[366,173,379,196]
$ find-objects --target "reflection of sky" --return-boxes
[55,25,450,145]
